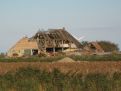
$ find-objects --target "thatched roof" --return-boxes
[89,42,104,52]
[31,28,82,49]
[84,42,104,53]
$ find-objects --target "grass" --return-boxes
[69,54,121,61]
[0,54,121,62]
[0,55,65,62]
[0,67,121,91]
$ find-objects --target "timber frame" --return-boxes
[31,28,82,53]
[7,27,82,57]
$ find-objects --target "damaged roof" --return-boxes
[31,28,82,48]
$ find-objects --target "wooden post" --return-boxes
[31,49,33,56]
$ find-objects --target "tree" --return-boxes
[80,41,89,48]
[98,41,119,52]
[0,52,6,58]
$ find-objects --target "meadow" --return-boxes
[0,54,121,62]
[0,54,121,91]
[0,67,121,91]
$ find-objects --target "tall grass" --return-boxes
[0,67,121,91]
[1,54,121,62]
[70,54,121,61]
[0,55,65,62]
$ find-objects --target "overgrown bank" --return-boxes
[0,67,121,91]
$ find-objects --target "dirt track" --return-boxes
[0,61,121,75]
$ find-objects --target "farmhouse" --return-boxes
[7,28,82,57]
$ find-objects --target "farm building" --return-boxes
[7,28,82,57]
[82,42,104,55]
[7,37,39,57]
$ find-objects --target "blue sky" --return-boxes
[0,0,121,52]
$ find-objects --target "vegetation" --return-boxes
[80,41,119,52]
[0,67,121,91]
[80,41,89,48]
[0,53,6,58]
[98,41,119,52]
[70,54,121,61]
[0,54,121,62]
[0,55,65,62]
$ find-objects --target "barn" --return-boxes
[7,28,82,57]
